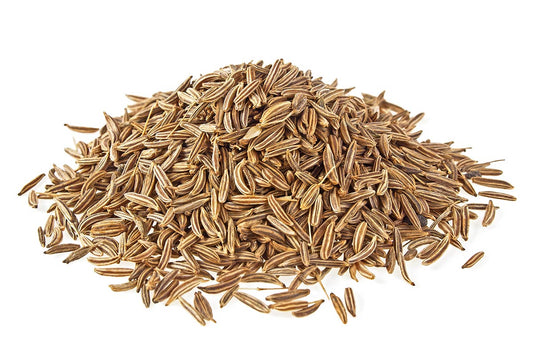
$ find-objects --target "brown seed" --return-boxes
[394,228,415,286]
[269,300,309,311]
[37,226,46,247]
[44,243,80,255]
[241,273,285,287]
[141,285,151,308]
[28,190,38,208]
[422,234,451,266]
[347,236,377,263]
[472,177,514,190]
[462,251,485,269]
[94,268,133,277]
[344,287,356,317]
[124,192,159,210]
[267,194,293,226]
[64,123,99,133]
[219,285,239,308]
[265,289,310,303]
[109,281,137,292]
[194,291,215,323]
[234,292,270,313]
[292,299,324,318]
[198,277,241,294]
[320,217,336,260]
[18,173,45,196]
[482,200,496,227]
[18,59,515,323]
[178,297,206,326]
[478,191,517,201]
[330,293,348,324]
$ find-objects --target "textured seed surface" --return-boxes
[19,59,514,324]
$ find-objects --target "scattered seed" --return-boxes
[462,251,485,269]
[330,293,348,324]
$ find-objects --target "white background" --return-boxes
[1,1,532,355]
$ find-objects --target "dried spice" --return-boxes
[19,59,515,323]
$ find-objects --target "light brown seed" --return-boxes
[319,218,336,260]
[64,123,100,133]
[422,233,451,266]
[265,289,310,303]
[124,192,159,210]
[292,299,324,318]
[462,251,485,269]
[348,236,377,263]
[394,228,415,286]
[241,273,285,287]
[198,277,241,294]
[330,293,348,324]
[28,190,38,208]
[18,173,45,196]
[472,177,514,190]
[267,194,293,226]
[270,300,309,311]
[482,200,496,227]
[37,226,46,247]
[234,291,270,313]
[478,191,517,201]
[109,281,137,292]
[94,268,134,277]
[178,297,206,326]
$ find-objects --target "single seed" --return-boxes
[344,287,356,317]
[330,293,348,324]
[462,251,485,269]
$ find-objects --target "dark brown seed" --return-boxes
[44,243,80,255]
[344,287,356,317]
[194,291,215,323]
[141,285,151,308]
[219,285,239,308]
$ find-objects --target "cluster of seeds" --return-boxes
[19,59,515,324]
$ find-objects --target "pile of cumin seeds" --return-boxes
[19,59,515,324]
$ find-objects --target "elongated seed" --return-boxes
[18,173,45,196]
[234,292,270,313]
[344,287,356,317]
[330,293,348,324]
[462,251,485,269]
